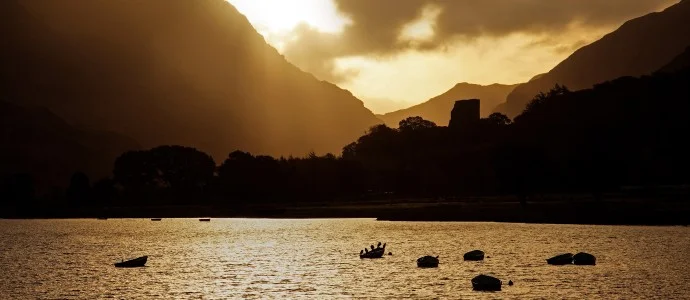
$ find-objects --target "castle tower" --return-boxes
[448,99,480,129]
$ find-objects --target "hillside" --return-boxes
[657,46,690,73]
[0,0,381,158]
[379,83,517,127]
[0,100,140,191]
[495,0,690,118]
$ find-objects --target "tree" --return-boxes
[66,172,91,206]
[1,173,35,206]
[113,146,216,203]
[522,84,570,115]
[398,116,437,133]
[485,113,512,126]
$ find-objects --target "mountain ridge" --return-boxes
[1,0,381,158]
[495,0,690,117]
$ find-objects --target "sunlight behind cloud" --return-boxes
[335,27,612,107]
[226,0,349,35]
[398,4,442,45]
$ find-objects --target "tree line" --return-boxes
[2,68,689,208]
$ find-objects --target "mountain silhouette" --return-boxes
[657,46,690,73]
[379,83,517,127]
[495,0,690,118]
[1,0,381,158]
[1,100,140,192]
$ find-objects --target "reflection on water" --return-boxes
[1,219,689,299]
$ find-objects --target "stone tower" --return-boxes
[448,99,480,129]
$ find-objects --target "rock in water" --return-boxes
[547,253,574,265]
[417,256,439,268]
[463,250,485,261]
[472,275,502,291]
[573,252,596,265]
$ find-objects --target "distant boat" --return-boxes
[547,253,574,265]
[573,252,596,265]
[96,218,108,220]
[359,243,386,259]
[114,256,148,268]
[199,218,211,222]
[463,250,485,261]
[150,218,162,221]
[417,255,439,268]
[472,274,501,291]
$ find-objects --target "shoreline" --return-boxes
[3,194,689,226]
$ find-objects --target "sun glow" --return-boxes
[226,0,349,35]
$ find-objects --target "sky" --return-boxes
[227,0,677,113]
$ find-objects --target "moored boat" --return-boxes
[463,250,485,261]
[199,218,211,222]
[417,255,439,268]
[114,256,148,268]
[150,218,162,221]
[359,243,386,259]
[547,253,574,265]
[573,252,596,265]
[472,274,501,291]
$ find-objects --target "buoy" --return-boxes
[388,252,393,255]
[508,280,514,286]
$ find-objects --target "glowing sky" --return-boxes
[226,0,676,113]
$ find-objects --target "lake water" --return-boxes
[1,219,688,299]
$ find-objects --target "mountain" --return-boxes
[495,0,690,118]
[378,83,518,127]
[657,46,690,73]
[0,100,140,191]
[0,0,381,158]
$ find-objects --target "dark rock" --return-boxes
[573,252,596,265]
[547,253,574,265]
[463,250,485,261]
[417,255,439,268]
[472,275,501,291]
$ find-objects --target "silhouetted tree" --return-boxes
[485,113,512,126]
[114,146,215,204]
[1,173,35,206]
[399,116,437,133]
[66,172,90,206]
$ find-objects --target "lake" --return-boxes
[1,219,688,299]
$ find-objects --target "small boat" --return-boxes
[150,218,162,221]
[359,243,386,259]
[472,274,502,291]
[573,252,596,265]
[463,250,485,261]
[114,256,148,268]
[199,218,211,222]
[547,253,574,265]
[417,255,439,268]
[96,218,108,220]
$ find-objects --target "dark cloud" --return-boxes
[281,0,677,82]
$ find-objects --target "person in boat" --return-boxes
[370,245,374,250]
[360,250,364,255]
[364,248,368,253]
[377,242,382,249]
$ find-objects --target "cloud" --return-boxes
[279,0,676,83]
[280,23,359,83]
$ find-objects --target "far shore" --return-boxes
[3,192,689,226]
